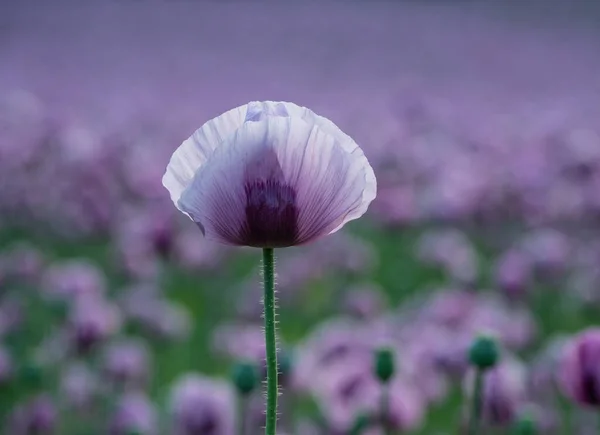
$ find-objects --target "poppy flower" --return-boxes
[163,101,376,248]
[558,328,600,407]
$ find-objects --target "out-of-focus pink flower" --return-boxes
[494,249,533,300]
[114,205,176,262]
[464,356,528,427]
[168,374,236,435]
[119,287,191,341]
[2,242,45,283]
[311,233,378,275]
[519,229,571,277]
[173,226,229,272]
[464,296,537,350]
[423,288,478,329]
[67,295,121,354]
[316,358,425,433]
[529,335,568,399]
[163,101,377,248]
[341,284,388,319]
[372,185,417,227]
[416,230,479,285]
[558,328,600,407]
[109,392,158,435]
[41,259,107,303]
[211,323,265,363]
[60,363,100,410]
[6,393,57,435]
[102,338,151,389]
[383,378,426,432]
[295,319,371,392]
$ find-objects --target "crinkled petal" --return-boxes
[162,105,248,207]
[178,115,375,247]
[270,101,377,229]
[177,118,286,245]
[273,118,372,243]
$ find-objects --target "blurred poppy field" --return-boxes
[2,1,600,434]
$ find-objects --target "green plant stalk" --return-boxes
[238,394,249,435]
[262,248,278,435]
[467,369,485,435]
[381,384,392,435]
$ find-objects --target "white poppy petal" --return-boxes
[272,118,371,243]
[177,118,291,246]
[162,104,248,207]
[167,101,376,248]
[263,101,378,226]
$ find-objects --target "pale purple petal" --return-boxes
[178,115,375,247]
[162,104,247,207]
[176,120,267,245]
[174,102,376,247]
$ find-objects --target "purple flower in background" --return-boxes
[41,259,107,303]
[464,355,528,427]
[173,226,228,272]
[109,392,158,435]
[519,228,571,278]
[60,363,99,410]
[2,242,45,283]
[341,284,388,319]
[7,394,57,435]
[168,374,236,435]
[416,230,479,285]
[67,295,121,354]
[211,323,266,363]
[383,378,426,432]
[295,319,371,392]
[494,248,532,300]
[118,286,191,341]
[163,101,376,248]
[558,328,600,407]
[102,338,151,389]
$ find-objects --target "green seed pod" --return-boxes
[511,415,537,435]
[373,347,395,383]
[468,335,499,370]
[231,361,259,395]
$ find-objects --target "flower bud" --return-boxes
[20,361,43,391]
[373,347,395,383]
[511,414,537,435]
[231,361,259,395]
[468,335,499,370]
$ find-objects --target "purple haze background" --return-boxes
[1,1,600,434]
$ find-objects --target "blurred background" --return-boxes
[1,0,600,434]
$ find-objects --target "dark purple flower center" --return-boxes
[239,179,299,248]
[579,343,600,405]
[485,395,514,426]
[185,411,219,435]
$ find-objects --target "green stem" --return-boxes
[467,369,485,435]
[262,248,278,435]
[238,394,249,435]
[380,384,392,435]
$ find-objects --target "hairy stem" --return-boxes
[262,248,278,435]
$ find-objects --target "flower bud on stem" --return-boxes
[467,335,499,435]
[373,347,395,435]
[232,361,259,435]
